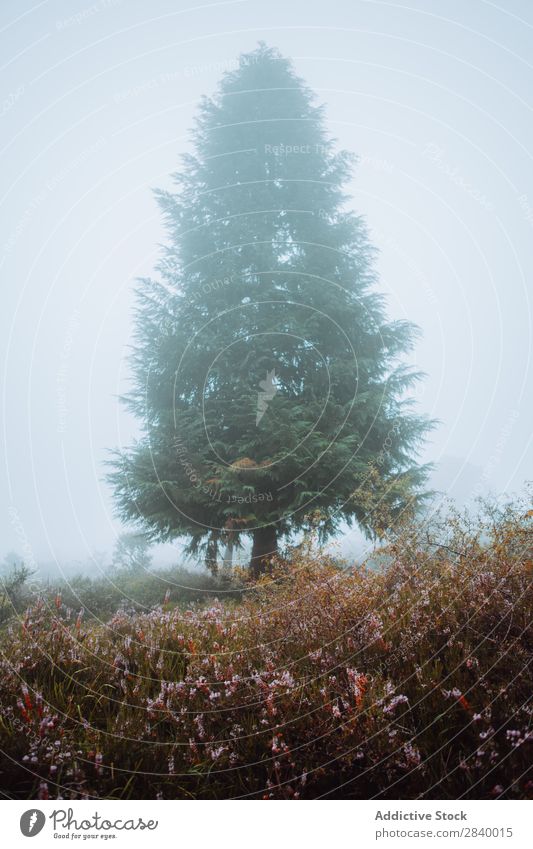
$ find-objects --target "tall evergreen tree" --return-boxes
[109,44,432,574]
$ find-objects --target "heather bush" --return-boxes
[0,497,531,800]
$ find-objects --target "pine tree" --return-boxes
[109,44,432,574]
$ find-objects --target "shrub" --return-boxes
[36,566,240,623]
[0,497,531,800]
[0,564,33,626]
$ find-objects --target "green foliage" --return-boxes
[108,44,433,569]
[0,563,33,626]
[45,566,240,621]
[0,561,239,628]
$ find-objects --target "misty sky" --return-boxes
[1,0,531,567]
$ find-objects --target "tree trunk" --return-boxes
[250,525,277,577]
[222,538,234,571]
[205,532,219,576]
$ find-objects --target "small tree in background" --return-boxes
[109,44,432,574]
[1,551,23,573]
[111,532,152,574]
